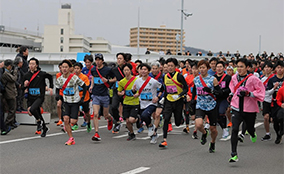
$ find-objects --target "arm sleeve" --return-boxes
[177,73,188,97]
[191,85,196,100]
[223,75,231,95]
[251,78,265,102]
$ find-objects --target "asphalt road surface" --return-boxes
[0,114,283,174]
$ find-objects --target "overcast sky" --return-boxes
[0,0,283,55]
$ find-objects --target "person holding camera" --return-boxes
[1,59,18,130]
[14,56,25,112]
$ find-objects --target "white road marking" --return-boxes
[0,125,107,145]
[121,167,150,174]
[113,133,129,138]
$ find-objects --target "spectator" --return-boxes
[185,51,191,56]
[262,51,268,59]
[1,59,18,130]
[207,50,213,56]
[14,57,25,112]
[234,50,241,59]
[196,51,202,56]
[145,48,150,54]
[166,49,172,55]
[16,46,29,74]
[226,51,231,57]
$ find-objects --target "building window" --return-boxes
[60,46,63,52]
[60,37,64,43]
[61,28,64,35]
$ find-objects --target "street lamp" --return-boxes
[180,0,192,55]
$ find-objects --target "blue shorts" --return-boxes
[92,95,110,108]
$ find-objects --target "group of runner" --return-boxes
[5,52,283,163]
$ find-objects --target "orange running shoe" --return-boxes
[167,123,173,132]
[227,122,232,128]
[159,140,168,148]
[35,130,41,134]
[65,137,75,145]
[56,120,63,126]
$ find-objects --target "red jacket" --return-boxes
[276,86,284,107]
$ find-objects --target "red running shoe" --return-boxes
[107,117,113,130]
[167,123,173,132]
[92,132,101,141]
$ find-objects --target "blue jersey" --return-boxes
[194,75,216,111]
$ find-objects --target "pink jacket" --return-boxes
[229,74,265,113]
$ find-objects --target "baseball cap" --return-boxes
[94,53,104,61]
[226,66,234,70]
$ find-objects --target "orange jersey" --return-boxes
[185,74,196,100]
[56,72,63,96]
[78,73,90,102]
[182,68,189,76]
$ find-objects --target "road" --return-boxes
[0,115,283,174]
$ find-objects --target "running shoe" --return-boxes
[127,133,136,141]
[229,155,239,163]
[159,140,167,148]
[220,128,230,141]
[65,137,75,145]
[204,123,210,130]
[56,120,63,126]
[41,127,49,137]
[0,126,11,135]
[71,124,79,131]
[250,133,257,143]
[150,134,159,144]
[209,142,215,153]
[107,117,113,131]
[227,122,232,128]
[238,134,245,143]
[245,130,249,135]
[192,131,198,139]
[137,127,144,133]
[54,120,59,123]
[36,121,42,131]
[183,126,190,134]
[61,127,66,133]
[112,123,121,134]
[92,132,101,141]
[261,134,271,141]
[275,134,282,144]
[87,122,92,133]
[167,123,173,132]
[81,121,87,127]
[148,125,155,137]
[201,129,209,145]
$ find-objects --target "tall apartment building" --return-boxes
[42,4,111,53]
[130,25,185,55]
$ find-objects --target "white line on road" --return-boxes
[0,125,107,145]
[121,167,150,174]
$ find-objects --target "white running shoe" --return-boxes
[150,134,159,144]
[148,125,155,137]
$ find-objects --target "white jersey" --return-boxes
[134,77,162,109]
[56,74,84,103]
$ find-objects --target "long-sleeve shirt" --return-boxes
[229,74,265,113]
[276,86,284,107]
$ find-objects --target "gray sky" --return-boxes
[0,0,283,55]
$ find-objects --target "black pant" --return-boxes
[0,96,7,131]
[111,91,123,122]
[231,110,256,154]
[163,98,183,139]
[4,98,16,126]
[28,97,46,128]
[16,88,24,109]
[273,108,284,136]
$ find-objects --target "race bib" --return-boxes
[140,92,153,100]
[197,87,208,95]
[63,87,75,96]
[115,81,119,88]
[166,85,178,94]
[94,77,104,85]
[219,81,226,88]
[125,90,134,97]
[29,88,40,95]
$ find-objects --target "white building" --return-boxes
[42,4,111,54]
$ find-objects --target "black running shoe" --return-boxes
[238,134,245,143]
[275,134,282,144]
[41,127,49,137]
[209,142,215,153]
[261,134,271,141]
[192,131,198,139]
[201,129,208,145]
[127,133,136,141]
[37,121,42,131]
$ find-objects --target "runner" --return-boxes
[117,63,139,140]
[55,59,87,145]
[149,61,164,144]
[228,58,265,162]
[23,58,53,137]
[89,53,116,141]
[74,62,91,132]
[214,61,231,140]
[193,60,220,153]
[159,58,188,148]
[268,61,284,144]
[275,81,284,144]
[111,53,126,133]
[81,54,94,127]
[260,61,275,141]
[208,57,218,76]
[133,63,162,143]
[55,62,63,126]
